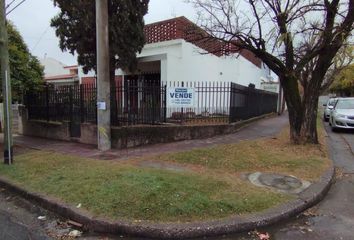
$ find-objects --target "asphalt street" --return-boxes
[0,191,51,240]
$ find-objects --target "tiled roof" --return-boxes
[63,65,79,69]
[45,74,77,81]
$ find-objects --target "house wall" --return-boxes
[135,39,270,89]
[79,39,270,89]
[40,57,70,77]
[78,39,272,116]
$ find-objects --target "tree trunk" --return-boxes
[300,94,319,144]
[280,74,320,144]
[279,75,303,143]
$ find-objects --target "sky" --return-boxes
[5,0,197,65]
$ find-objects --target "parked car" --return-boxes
[329,97,354,131]
[323,98,338,121]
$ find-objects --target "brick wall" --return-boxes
[81,76,123,85]
[144,17,262,68]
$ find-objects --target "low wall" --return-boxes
[18,105,274,149]
[18,106,70,141]
[111,123,248,149]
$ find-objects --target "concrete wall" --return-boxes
[110,123,248,149]
[80,123,97,145]
[18,106,70,141]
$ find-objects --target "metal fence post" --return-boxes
[181,81,184,124]
[80,84,84,123]
[69,86,73,123]
[164,85,167,123]
[45,85,49,122]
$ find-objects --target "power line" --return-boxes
[6,0,26,16]
[32,25,50,51]
[5,0,16,10]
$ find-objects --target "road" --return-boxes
[0,190,51,240]
[0,119,353,240]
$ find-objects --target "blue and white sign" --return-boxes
[167,87,196,107]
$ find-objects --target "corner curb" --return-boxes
[0,164,335,239]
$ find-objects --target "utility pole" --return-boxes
[0,0,13,164]
[95,0,111,151]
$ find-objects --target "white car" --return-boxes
[323,98,338,121]
[329,98,354,131]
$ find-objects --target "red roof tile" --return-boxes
[144,17,262,68]
[45,74,77,81]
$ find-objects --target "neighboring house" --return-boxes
[80,16,272,88]
[40,57,79,86]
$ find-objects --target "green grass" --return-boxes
[0,120,330,223]
[153,126,331,182]
[156,142,325,175]
[0,151,290,222]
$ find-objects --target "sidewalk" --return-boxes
[2,114,288,160]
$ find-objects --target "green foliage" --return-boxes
[330,64,354,95]
[51,0,149,77]
[7,22,44,101]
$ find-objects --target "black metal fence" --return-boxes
[25,80,278,126]
[26,84,97,124]
[164,81,231,124]
[111,79,167,126]
[229,83,279,122]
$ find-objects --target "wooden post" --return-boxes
[0,0,13,164]
[96,0,111,151]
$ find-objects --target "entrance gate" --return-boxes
[69,85,82,138]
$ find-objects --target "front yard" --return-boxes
[0,123,331,223]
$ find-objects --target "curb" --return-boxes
[0,164,335,239]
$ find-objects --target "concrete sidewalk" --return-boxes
[2,114,288,160]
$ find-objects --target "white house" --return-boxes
[78,17,276,119]
[40,57,79,86]
[80,16,272,88]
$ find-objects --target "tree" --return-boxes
[7,22,44,102]
[189,0,354,144]
[51,0,149,84]
[330,63,354,96]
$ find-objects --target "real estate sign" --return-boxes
[167,87,196,107]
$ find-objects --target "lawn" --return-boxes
[0,150,290,222]
[150,116,331,182]
[0,121,330,223]
[152,129,330,182]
